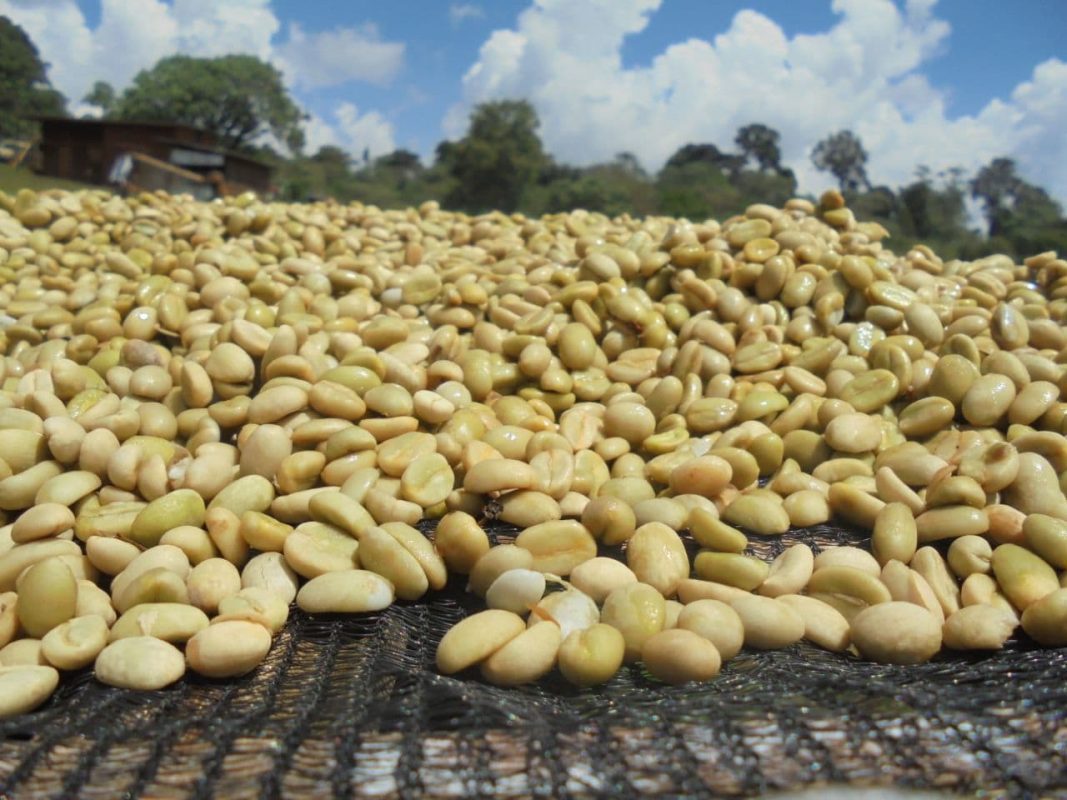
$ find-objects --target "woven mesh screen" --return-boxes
[2,523,1066,799]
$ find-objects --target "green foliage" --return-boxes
[0,15,67,138]
[967,157,1067,257]
[113,55,306,151]
[444,100,548,213]
[735,123,782,173]
[82,81,116,116]
[812,130,869,191]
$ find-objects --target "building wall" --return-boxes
[38,120,271,195]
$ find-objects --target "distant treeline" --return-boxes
[271,101,1066,260]
[3,12,1063,259]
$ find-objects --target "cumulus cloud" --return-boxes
[0,0,402,150]
[450,0,1067,204]
[0,0,279,106]
[305,103,396,160]
[450,3,485,25]
[276,22,404,88]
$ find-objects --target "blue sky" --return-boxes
[3,0,1066,202]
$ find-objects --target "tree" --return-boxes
[113,54,306,151]
[664,143,742,176]
[0,16,67,138]
[444,100,548,212]
[310,145,352,169]
[82,81,116,116]
[970,157,1021,236]
[811,130,869,191]
[735,123,782,173]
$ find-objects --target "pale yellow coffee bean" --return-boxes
[0,665,59,718]
[40,614,109,670]
[946,535,993,579]
[11,503,75,543]
[991,543,1059,610]
[0,639,45,667]
[282,521,359,579]
[480,620,561,687]
[759,544,814,597]
[74,580,117,626]
[241,552,299,605]
[728,594,804,650]
[626,522,689,597]
[463,458,538,495]
[433,511,489,575]
[642,628,721,685]
[485,569,546,615]
[208,475,275,519]
[1023,513,1067,569]
[400,453,454,508]
[529,587,599,640]
[1020,588,1067,646]
[961,373,1016,426]
[85,536,140,576]
[777,594,851,652]
[850,602,941,664]
[129,489,206,548]
[722,493,790,535]
[94,637,185,690]
[872,502,917,566]
[581,495,637,546]
[514,520,597,576]
[109,603,209,643]
[186,558,242,614]
[942,605,1017,650]
[307,490,374,540]
[676,599,745,660]
[216,587,289,633]
[558,623,625,687]
[915,505,989,543]
[238,511,292,553]
[17,557,77,638]
[823,413,881,453]
[0,539,82,591]
[569,558,638,604]
[498,490,562,528]
[911,547,961,617]
[436,609,526,674]
[600,582,666,662]
[813,546,881,577]
[782,490,830,527]
[356,526,428,600]
[112,566,189,614]
[693,552,768,592]
[827,482,884,529]
[186,620,272,679]
[668,455,732,498]
[687,507,747,552]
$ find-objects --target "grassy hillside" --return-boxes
[0,164,99,194]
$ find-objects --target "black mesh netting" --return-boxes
[2,523,1067,799]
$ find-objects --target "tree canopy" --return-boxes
[443,100,548,213]
[812,130,869,191]
[735,123,782,173]
[112,54,306,152]
[0,15,67,138]
[82,81,116,116]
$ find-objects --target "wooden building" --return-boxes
[34,117,272,196]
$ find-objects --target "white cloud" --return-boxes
[0,0,279,106]
[305,103,396,160]
[450,0,1067,205]
[0,0,401,152]
[450,3,485,25]
[276,22,404,89]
